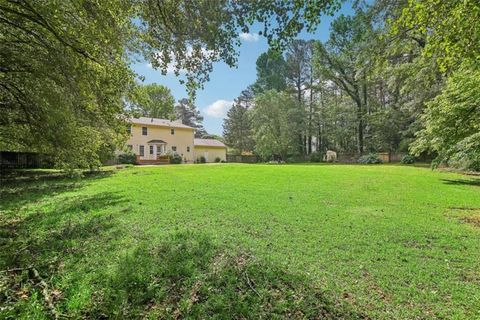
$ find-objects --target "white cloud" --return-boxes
[204,100,234,118]
[239,32,260,42]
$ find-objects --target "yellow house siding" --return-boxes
[194,146,227,162]
[126,124,195,163]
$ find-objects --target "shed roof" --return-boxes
[130,117,193,130]
[194,139,226,148]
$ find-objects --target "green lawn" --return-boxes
[1,164,479,319]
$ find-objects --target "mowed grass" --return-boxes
[1,164,480,319]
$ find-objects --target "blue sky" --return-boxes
[132,2,354,135]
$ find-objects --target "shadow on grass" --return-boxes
[441,178,480,187]
[87,231,366,319]
[0,170,115,213]
[1,191,125,268]
[0,170,125,318]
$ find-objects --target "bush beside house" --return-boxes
[170,153,182,164]
[118,152,136,164]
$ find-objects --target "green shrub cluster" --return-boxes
[401,155,415,164]
[197,156,206,163]
[214,157,221,163]
[309,151,324,163]
[169,153,182,164]
[358,153,382,164]
[117,152,136,164]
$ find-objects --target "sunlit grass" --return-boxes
[1,164,479,319]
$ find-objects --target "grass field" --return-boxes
[1,164,479,319]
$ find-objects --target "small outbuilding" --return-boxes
[194,139,227,163]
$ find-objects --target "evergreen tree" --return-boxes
[251,50,287,94]
[175,99,207,138]
[223,104,254,153]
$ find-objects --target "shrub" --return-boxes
[214,157,221,163]
[169,153,182,164]
[118,152,136,164]
[444,133,480,171]
[309,151,323,163]
[358,153,383,164]
[285,155,304,163]
[197,156,206,163]
[401,155,415,164]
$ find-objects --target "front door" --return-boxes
[148,145,154,160]
[204,151,209,162]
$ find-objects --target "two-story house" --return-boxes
[126,117,227,164]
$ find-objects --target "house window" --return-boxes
[149,145,154,155]
[139,145,144,156]
[187,146,190,152]
[172,146,177,152]
[171,128,175,135]
[142,127,147,135]
[127,126,131,134]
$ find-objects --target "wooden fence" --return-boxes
[0,151,51,170]
[337,152,407,163]
[226,154,258,163]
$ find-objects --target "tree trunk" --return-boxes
[356,99,364,155]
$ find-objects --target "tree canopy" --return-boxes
[252,90,304,161]
[411,63,480,171]
[132,84,175,119]
[175,98,207,138]
[0,0,339,169]
[223,0,479,170]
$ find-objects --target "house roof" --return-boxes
[130,117,194,130]
[194,139,226,148]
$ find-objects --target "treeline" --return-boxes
[223,1,480,170]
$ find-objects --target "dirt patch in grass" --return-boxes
[447,207,480,228]
[461,214,480,228]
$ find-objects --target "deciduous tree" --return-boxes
[252,90,304,160]
[132,84,175,119]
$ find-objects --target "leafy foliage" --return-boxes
[313,13,372,154]
[175,99,207,138]
[1,0,339,169]
[251,50,288,94]
[252,90,304,161]
[223,90,255,154]
[401,155,415,164]
[131,84,175,119]
[358,153,382,164]
[139,0,340,98]
[169,153,182,164]
[392,0,480,73]
[411,64,480,171]
[309,151,324,163]
[118,152,137,165]
[0,0,135,170]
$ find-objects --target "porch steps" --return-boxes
[136,155,170,165]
